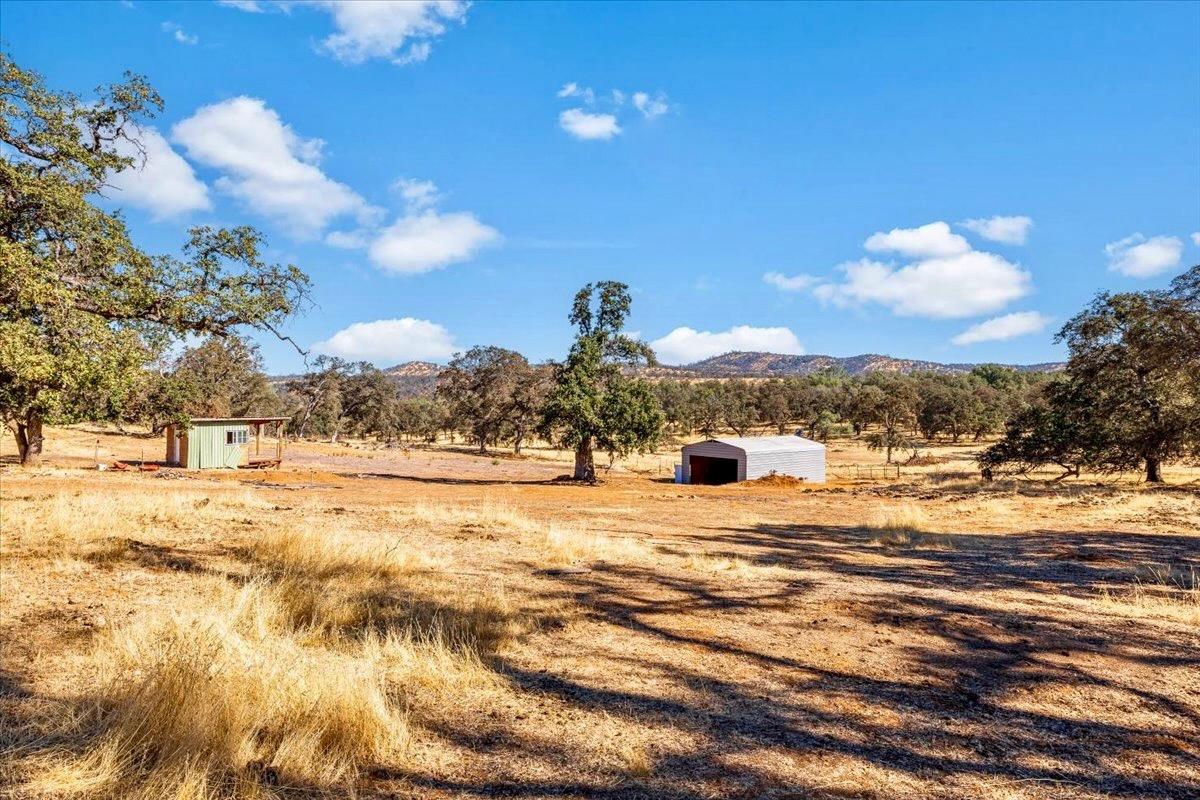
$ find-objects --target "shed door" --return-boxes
[197,426,222,469]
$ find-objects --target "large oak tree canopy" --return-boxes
[539,281,663,482]
[981,265,1200,482]
[0,54,309,463]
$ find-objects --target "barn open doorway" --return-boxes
[689,455,738,485]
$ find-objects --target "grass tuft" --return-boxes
[17,580,410,799]
[1098,565,1200,624]
[863,505,966,550]
[539,525,648,566]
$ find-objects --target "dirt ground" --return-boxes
[2,426,1198,799]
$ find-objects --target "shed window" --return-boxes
[225,430,248,445]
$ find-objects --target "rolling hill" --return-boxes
[670,351,1065,378]
[273,352,1063,394]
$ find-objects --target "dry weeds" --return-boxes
[2,493,530,799]
[538,524,649,566]
[1098,564,1200,625]
[391,501,540,535]
[3,426,1198,800]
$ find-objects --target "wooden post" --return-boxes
[256,422,262,456]
[276,420,284,463]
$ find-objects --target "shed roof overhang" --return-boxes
[187,416,291,424]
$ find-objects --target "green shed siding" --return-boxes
[186,421,248,470]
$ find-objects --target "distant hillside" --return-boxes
[268,360,440,397]
[672,351,1065,378]
[272,352,1064,394]
[380,361,441,396]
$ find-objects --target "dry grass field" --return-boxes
[1,425,1198,799]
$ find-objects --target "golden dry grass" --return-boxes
[391,501,541,535]
[538,524,649,566]
[1098,564,1200,624]
[1,487,269,561]
[861,504,958,549]
[250,521,437,583]
[2,494,525,800]
[4,426,1198,800]
[11,579,410,799]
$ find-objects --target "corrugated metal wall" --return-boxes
[185,422,248,469]
[681,440,826,484]
[743,448,825,482]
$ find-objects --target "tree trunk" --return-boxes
[13,412,44,466]
[513,431,523,455]
[1145,457,1163,483]
[573,435,596,482]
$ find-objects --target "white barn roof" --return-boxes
[704,435,825,453]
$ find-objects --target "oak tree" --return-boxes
[0,55,308,463]
[540,282,663,481]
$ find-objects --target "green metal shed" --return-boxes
[165,416,289,470]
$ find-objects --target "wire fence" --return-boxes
[828,464,902,481]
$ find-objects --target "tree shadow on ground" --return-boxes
[693,522,1200,595]
[5,517,1197,799]
[456,524,1199,799]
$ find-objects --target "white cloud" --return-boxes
[864,221,971,259]
[632,91,669,120]
[650,325,804,364]
[1104,233,1183,278]
[813,251,1031,319]
[327,174,498,274]
[107,125,210,220]
[813,219,1033,319]
[959,215,1033,245]
[558,108,621,141]
[951,311,1050,346]
[309,0,468,65]
[172,96,369,237]
[390,176,438,209]
[1192,232,1200,246]
[161,21,199,45]
[762,271,817,292]
[554,85,669,135]
[313,318,456,364]
[218,0,468,65]
[324,229,368,249]
[368,210,500,274]
[556,82,595,104]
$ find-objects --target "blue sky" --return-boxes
[4,0,1198,372]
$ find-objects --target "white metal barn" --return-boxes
[680,435,826,485]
